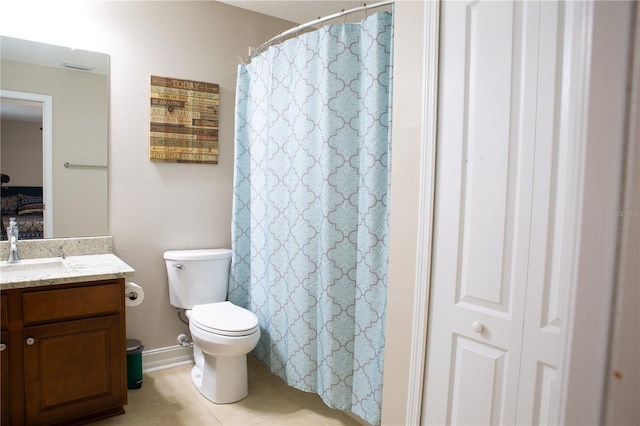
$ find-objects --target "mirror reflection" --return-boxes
[1,36,109,240]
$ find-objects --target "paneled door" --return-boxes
[423,0,569,423]
[23,315,125,424]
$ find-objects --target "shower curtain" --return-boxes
[229,11,393,425]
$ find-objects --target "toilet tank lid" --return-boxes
[163,248,232,261]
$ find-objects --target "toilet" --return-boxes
[164,248,260,404]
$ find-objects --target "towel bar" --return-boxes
[64,162,107,170]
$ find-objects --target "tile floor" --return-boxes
[91,355,368,426]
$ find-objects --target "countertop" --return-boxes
[1,253,135,290]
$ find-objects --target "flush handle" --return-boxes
[26,337,35,346]
[172,263,185,270]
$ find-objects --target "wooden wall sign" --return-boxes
[149,76,219,164]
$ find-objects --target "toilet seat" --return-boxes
[191,301,259,337]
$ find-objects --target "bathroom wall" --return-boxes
[1,119,42,186]
[0,1,294,350]
[1,1,428,421]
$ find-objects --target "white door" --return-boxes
[423,0,568,424]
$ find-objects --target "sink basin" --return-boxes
[1,258,69,283]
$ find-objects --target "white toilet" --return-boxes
[164,248,260,404]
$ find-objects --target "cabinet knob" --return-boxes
[471,321,484,333]
[0,343,6,351]
[26,337,35,346]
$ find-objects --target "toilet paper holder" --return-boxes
[125,290,139,301]
[124,282,144,306]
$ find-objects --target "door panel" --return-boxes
[458,0,515,313]
[23,315,124,425]
[516,1,566,422]
[424,0,565,424]
[532,363,558,425]
[1,330,8,425]
[449,336,508,425]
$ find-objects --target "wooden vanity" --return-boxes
[0,239,135,425]
[2,279,127,425]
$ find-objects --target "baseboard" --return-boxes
[141,344,194,373]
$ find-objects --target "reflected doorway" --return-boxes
[0,90,53,238]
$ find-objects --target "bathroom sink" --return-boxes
[0,258,69,283]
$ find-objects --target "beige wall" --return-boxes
[0,1,295,350]
[381,1,426,423]
[1,119,43,186]
[103,1,295,354]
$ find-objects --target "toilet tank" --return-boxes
[164,249,232,309]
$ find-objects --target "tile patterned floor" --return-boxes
[91,355,367,426]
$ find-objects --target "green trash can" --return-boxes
[126,339,144,389]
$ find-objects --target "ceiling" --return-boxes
[216,1,369,24]
[0,36,109,75]
[1,1,381,122]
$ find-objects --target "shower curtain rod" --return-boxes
[247,0,394,61]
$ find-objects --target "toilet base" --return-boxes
[191,353,249,404]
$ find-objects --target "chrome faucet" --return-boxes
[7,217,20,263]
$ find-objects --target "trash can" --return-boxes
[126,339,144,389]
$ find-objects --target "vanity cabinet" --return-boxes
[1,279,127,425]
[1,295,9,425]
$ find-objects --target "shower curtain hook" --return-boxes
[364,3,368,18]
[342,10,346,24]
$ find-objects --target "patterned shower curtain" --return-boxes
[229,11,393,425]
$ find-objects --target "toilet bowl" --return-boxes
[187,302,260,403]
[164,249,260,404]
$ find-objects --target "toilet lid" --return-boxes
[191,301,259,337]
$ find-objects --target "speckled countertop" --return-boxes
[0,236,114,260]
[0,236,135,290]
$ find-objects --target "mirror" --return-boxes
[1,36,109,239]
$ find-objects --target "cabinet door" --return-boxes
[23,315,125,425]
[1,330,8,426]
